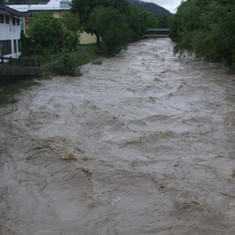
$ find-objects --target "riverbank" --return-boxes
[0,44,99,106]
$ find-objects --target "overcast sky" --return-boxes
[143,0,182,13]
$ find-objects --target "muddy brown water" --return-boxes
[0,39,235,235]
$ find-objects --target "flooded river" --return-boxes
[0,39,235,234]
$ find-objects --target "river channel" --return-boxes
[0,38,235,234]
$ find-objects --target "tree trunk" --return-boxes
[95,33,100,46]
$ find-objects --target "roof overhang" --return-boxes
[0,3,25,17]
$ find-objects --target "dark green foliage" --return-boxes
[71,0,130,44]
[61,12,80,33]
[51,44,98,76]
[71,0,129,25]
[72,0,132,54]
[26,12,80,55]
[171,0,235,66]
[52,53,78,76]
[144,11,169,28]
[88,7,130,55]
[28,12,63,53]
[62,29,78,52]
[72,0,171,55]
[128,5,147,41]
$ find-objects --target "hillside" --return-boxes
[128,0,172,17]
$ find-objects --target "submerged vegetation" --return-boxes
[0,44,98,105]
[170,0,235,67]
[0,78,40,105]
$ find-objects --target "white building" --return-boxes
[0,3,24,58]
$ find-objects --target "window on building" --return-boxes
[13,18,15,25]
[0,40,12,56]
[18,40,22,52]
[14,40,17,53]
[0,15,4,23]
[5,16,9,24]
[16,18,20,25]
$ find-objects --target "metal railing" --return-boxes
[0,56,40,67]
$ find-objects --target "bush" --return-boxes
[170,0,235,66]
[52,54,78,76]
[28,12,63,53]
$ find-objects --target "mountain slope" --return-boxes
[128,0,172,17]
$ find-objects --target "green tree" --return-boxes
[71,0,129,23]
[128,5,147,41]
[28,12,63,53]
[61,12,80,51]
[71,0,129,43]
[88,7,130,55]
[170,0,235,67]
[71,0,100,25]
[62,29,78,52]
[62,12,80,33]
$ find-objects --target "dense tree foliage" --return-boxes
[128,5,147,41]
[72,0,170,55]
[28,12,79,54]
[28,12,63,53]
[89,7,130,55]
[71,0,129,25]
[61,12,80,33]
[170,0,235,66]
[61,12,80,51]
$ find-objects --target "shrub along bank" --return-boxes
[170,0,235,68]
[0,44,98,105]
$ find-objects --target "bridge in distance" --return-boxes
[143,28,170,39]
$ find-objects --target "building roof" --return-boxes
[8,0,71,13]
[0,3,25,16]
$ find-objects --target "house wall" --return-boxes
[0,15,21,58]
[52,11,63,18]
[79,32,97,45]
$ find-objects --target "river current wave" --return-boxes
[0,39,235,234]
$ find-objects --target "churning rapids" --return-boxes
[0,39,235,235]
